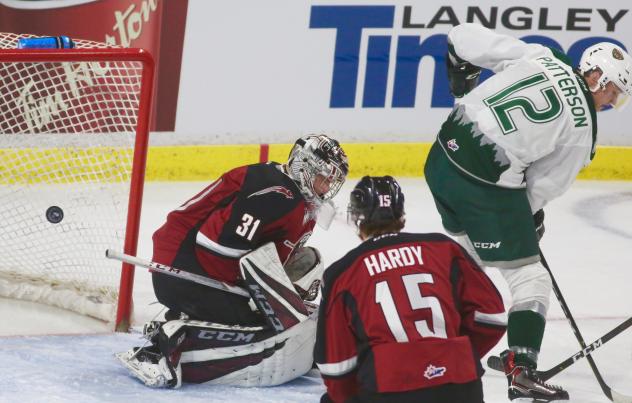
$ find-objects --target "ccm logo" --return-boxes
[197,330,255,343]
[473,241,501,249]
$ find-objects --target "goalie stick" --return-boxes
[105,249,250,298]
[105,249,319,314]
[487,316,632,383]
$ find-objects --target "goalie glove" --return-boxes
[285,247,324,302]
[446,52,481,98]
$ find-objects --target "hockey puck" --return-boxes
[46,206,64,224]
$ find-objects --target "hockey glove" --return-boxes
[446,53,481,98]
[533,209,545,241]
[285,247,324,302]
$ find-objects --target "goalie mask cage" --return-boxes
[0,33,155,332]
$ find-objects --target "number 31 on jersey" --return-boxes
[236,213,261,241]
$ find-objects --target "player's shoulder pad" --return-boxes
[320,250,357,302]
[390,232,454,244]
[546,46,573,68]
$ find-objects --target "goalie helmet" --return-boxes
[579,42,632,96]
[347,176,405,229]
[286,134,349,202]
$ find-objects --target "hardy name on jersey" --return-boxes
[364,244,424,276]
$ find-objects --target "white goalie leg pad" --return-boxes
[455,234,484,267]
[180,312,318,386]
[499,260,552,317]
[240,243,309,332]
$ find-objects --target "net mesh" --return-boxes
[0,33,144,322]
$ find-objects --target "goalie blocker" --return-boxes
[117,243,323,388]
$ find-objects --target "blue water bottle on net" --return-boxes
[17,36,75,49]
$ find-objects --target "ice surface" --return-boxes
[1,179,631,402]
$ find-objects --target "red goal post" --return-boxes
[0,34,154,332]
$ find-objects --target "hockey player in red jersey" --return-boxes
[117,134,348,388]
[314,176,506,403]
[151,134,346,326]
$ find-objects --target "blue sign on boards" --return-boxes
[310,5,627,109]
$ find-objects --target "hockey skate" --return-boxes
[502,350,569,402]
[116,345,181,388]
[142,320,163,343]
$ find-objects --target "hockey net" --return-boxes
[0,33,154,330]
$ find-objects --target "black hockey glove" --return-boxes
[446,53,481,98]
[533,209,545,241]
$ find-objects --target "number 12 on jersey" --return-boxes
[375,273,447,341]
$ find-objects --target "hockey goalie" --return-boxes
[116,134,348,388]
[117,244,323,388]
[117,134,349,387]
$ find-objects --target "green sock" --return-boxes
[507,310,546,367]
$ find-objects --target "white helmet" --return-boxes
[579,42,632,96]
[286,134,349,202]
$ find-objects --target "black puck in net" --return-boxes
[46,206,64,224]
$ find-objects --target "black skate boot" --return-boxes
[142,321,163,343]
[502,350,569,402]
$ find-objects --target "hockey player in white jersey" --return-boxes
[424,23,632,401]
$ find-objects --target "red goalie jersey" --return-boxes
[152,162,317,285]
[315,232,506,402]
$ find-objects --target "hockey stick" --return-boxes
[105,249,251,298]
[487,316,632,380]
[106,249,320,315]
[539,250,632,403]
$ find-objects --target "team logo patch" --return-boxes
[423,364,447,380]
[613,48,624,60]
[248,186,294,199]
[447,139,459,151]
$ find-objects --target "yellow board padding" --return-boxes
[147,143,632,181]
[266,143,432,178]
[146,145,260,181]
[577,146,632,180]
[2,143,632,183]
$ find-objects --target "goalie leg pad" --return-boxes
[179,313,318,386]
[176,319,272,350]
[240,243,309,332]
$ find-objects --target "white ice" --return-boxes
[1,179,632,403]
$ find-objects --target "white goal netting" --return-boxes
[0,33,147,323]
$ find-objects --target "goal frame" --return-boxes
[0,47,155,332]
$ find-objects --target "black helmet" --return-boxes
[347,176,405,229]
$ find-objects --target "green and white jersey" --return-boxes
[438,23,597,212]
